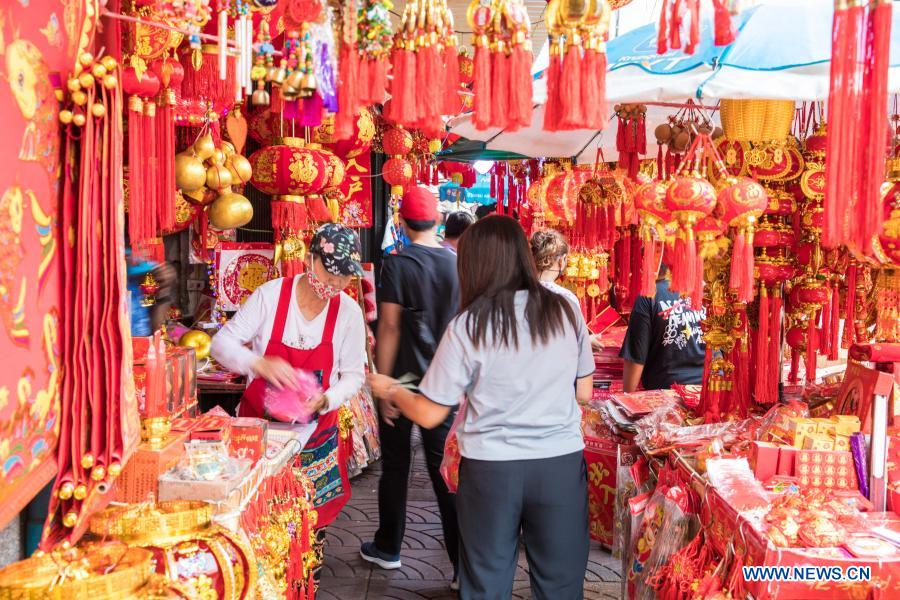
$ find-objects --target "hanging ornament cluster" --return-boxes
[385,0,461,137]
[562,250,611,315]
[653,102,722,179]
[334,0,394,139]
[468,0,534,132]
[175,129,254,231]
[490,160,540,217]
[543,0,611,132]
[576,150,626,252]
[616,103,647,178]
[381,124,415,197]
[657,0,735,55]
[825,0,892,254]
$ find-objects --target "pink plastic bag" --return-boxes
[440,400,467,493]
[262,369,322,424]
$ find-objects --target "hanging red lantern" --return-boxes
[634,178,670,296]
[665,174,717,297]
[382,126,414,157]
[719,176,768,301]
[382,157,413,195]
[458,50,474,86]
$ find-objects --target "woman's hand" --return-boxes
[367,373,401,426]
[252,356,298,390]
[307,393,329,414]
[590,333,603,351]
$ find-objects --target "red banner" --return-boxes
[0,0,99,528]
[338,151,373,229]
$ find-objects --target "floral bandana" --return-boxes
[307,269,341,300]
[308,223,364,276]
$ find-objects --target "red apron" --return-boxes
[238,276,351,527]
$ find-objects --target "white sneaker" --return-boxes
[450,577,460,591]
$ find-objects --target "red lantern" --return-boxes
[148,57,185,93]
[665,175,717,298]
[382,157,413,195]
[318,147,346,189]
[382,126,414,157]
[249,138,328,259]
[634,179,670,296]
[122,67,161,98]
[719,177,768,301]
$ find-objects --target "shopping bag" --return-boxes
[440,399,467,493]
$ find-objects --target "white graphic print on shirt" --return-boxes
[658,298,706,349]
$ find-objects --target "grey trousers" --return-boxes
[456,451,589,600]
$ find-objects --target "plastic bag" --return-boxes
[638,486,697,600]
[262,369,322,423]
[614,456,654,559]
[440,399,467,493]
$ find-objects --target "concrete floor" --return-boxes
[318,433,623,599]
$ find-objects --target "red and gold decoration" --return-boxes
[468,0,533,131]
[386,0,461,137]
[825,0,892,255]
[44,47,139,546]
[543,0,611,132]
[656,0,735,54]
[89,501,257,599]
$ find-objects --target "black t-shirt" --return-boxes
[619,279,706,390]
[378,244,460,381]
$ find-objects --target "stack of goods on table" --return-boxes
[593,325,627,388]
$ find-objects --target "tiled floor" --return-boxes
[318,434,623,599]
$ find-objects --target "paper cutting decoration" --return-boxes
[216,242,278,311]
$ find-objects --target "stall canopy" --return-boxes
[448,0,900,161]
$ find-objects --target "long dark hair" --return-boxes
[456,215,579,349]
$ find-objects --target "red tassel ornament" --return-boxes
[713,0,736,46]
[559,41,584,130]
[491,43,511,130]
[543,42,562,131]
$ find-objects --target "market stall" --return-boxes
[1,0,899,597]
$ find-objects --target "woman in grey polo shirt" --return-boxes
[369,215,594,600]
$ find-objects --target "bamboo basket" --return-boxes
[720,99,795,142]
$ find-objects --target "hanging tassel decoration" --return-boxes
[508,33,533,130]
[713,0,736,46]
[491,41,511,130]
[543,40,562,131]
[768,288,783,402]
[755,286,771,405]
[559,36,585,129]
[829,281,841,359]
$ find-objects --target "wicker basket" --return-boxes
[720,99,795,142]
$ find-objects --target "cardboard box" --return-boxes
[831,415,862,437]
[750,441,780,482]
[229,418,268,463]
[787,418,818,448]
[171,414,232,446]
[777,446,798,476]
[803,434,836,451]
[114,431,189,503]
[796,449,858,490]
[157,459,253,503]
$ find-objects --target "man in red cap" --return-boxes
[361,186,461,590]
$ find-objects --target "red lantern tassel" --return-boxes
[755,286,770,405]
[713,0,736,46]
[143,102,158,238]
[357,52,371,103]
[658,0,670,54]
[370,57,388,105]
[442,46,461,116]
[829,282,840,360]
[805,311,818,384]
[581,46,601,129]
[669,0,684,50]
[127,98,145,243]
[729,233,746,299]
[685,0,701,55]
[334,44,359,140]
[472,41,492,130]
[418,44,438,123]
[630,231,643,306]
[544,44,562,131]
[560,43,584,129]
[699,347,715,421]
[843,263,858,348]
[858,0,892,252]
[156,94,176,232]
[508,43,533,130]
[491,46,510,130]
[769,289,783,400]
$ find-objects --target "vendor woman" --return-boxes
[211,224,367,526]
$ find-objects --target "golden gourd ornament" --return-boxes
[208,190,253,230]
[206,163,233,191]
[193,132,216,161]
[226,154,253,185]
[174,151,207,192]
